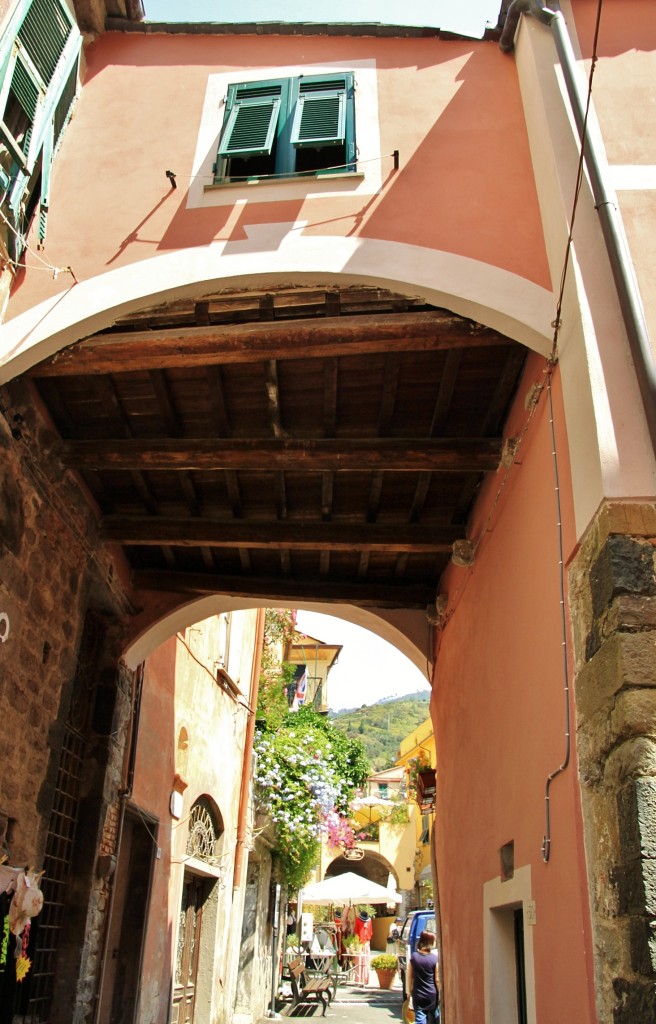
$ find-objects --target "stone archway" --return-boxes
[326,850,399,892]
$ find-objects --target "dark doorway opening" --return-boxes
[98,808,157,1024]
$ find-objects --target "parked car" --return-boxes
[398,907,437,999]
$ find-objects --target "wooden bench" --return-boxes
[286,956,334,1016]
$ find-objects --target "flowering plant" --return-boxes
[325,811,356,850]
[254,716,362,889]
[253,614,369,890]
[406,753,432,802]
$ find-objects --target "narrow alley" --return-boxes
[1,1,655,1022]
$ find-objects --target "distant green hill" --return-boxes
[329,691,431,771]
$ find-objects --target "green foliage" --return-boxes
[370,954,398,970]
[385,803,410,826]
[293,706,370,797]
[330,693,430,770]
[254,711,368,892]
[257,609,296,729]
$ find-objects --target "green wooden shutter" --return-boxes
[291,75,351,149]
[0,0,79,258]
[218,83,283,158]
[18,0,73,83]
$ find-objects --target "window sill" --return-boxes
[204,170,365,192]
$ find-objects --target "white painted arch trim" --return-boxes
[123,595,432,682]
[0,234,553,383]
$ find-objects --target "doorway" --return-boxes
[98,808,157,1024]
[171,874,213,1024]
[483,867,536,1024]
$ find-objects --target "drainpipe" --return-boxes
[233,606,266,892]
[500,2,656,454]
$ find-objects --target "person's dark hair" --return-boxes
[417,929,436,951]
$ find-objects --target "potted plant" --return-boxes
[370,953,398,989]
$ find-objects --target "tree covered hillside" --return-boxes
[329,692,430,771]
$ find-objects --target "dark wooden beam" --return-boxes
[101,517,463,551]
[61,436,502,472]
[131,568,436,609]
[30,312,510,377]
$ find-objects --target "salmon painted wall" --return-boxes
[131,634,177,1024]
[432,358,597,1023]
[7,30,551,318]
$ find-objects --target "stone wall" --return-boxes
[569,501,656,1024]
[0,380,132,1022]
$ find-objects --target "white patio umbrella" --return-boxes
[300,871,402,906]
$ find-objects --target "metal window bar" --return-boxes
[22,724,86,1023]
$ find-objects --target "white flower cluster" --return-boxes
[253,728,349,843]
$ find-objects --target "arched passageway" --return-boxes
[18,281,529,671]
[326,850,399,892]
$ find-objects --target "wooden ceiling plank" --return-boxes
[204,365,232,436]
[408,472,432,524]
[60,436,502,472]
[365,470,384,524]
[30,312,508,376]
[394,552,410,579]
[321,472,334,521]
[149,369,180,437]
[131,568,435,609]
[480,348,526,436]
[178,471,201,517]
[100,517,463,551]
[275,471,288,520]
[378,352,401,433]
[225,470,244,519]
[323,358,338,436]
[429,349,463,435]
[265,360,284,438]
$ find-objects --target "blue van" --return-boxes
[397,907,437,1000]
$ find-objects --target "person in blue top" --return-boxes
[407,929,440,1023]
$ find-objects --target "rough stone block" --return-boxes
[612,976,656,1023]
[577,634,656,721]
[617,779,656,863]
[590,536,656,620]
[606,738,656,788]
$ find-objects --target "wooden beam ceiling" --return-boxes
[60,437,503,472]
[31,311,509,376]
[100,517,463,551]
[131,569,436,609]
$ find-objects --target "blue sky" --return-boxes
[143,1,502,39]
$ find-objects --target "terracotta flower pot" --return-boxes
[375,968,396,989]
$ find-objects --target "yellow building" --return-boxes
[285,631,341,714]
[396,718,436,902]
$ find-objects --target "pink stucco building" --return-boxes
[0,2,654,1022]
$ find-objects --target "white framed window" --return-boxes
[188,59,382,208]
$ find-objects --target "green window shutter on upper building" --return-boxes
[290,76,350,149]
[215,72,356,182]
[0,0,80,258]
[218,82,284,158]
[18,0,72,82]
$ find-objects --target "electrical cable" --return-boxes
[541,370,570,863]
[0,203,78,281]
[540,0,603,863]
[169,151,399,186]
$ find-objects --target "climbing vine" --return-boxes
[253,612,369,890]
